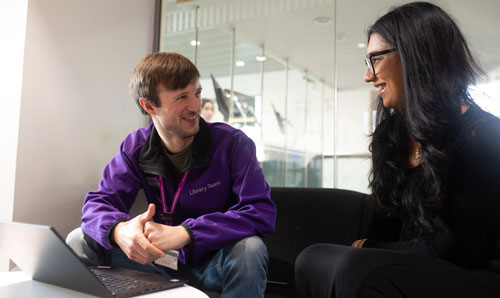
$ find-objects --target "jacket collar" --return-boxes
[138,118,211,180]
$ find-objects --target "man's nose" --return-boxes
[187,95,201,112]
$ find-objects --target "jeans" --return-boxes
[66,228,268,298]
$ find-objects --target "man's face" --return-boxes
[150,79,202,141]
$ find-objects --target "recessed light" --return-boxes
[190,40,200,46]
[236,61,245,67]
[313,16,332,25]
[357,43,366,48]
[256,56,267,62]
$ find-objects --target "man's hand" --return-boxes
[144,221,191,252]
[112,204,165,264]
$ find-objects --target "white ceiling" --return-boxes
[163,0,500,90]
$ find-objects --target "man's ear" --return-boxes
[139,98,156,116]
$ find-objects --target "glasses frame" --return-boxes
[364,48,397,75]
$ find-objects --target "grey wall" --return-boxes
[13,0,155,240]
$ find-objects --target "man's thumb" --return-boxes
[138,203,156,223]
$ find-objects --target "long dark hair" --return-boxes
[368,2,484,234]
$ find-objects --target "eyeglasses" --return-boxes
[364,48,396,75]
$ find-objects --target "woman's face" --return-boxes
[364,33,405,109]
[200,101,214,122]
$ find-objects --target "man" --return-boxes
[68,52,276,297]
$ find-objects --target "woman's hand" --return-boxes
[351,239,367,248]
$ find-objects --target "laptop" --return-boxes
[0,221,186,298]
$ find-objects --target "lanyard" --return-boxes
[157,170,189,225]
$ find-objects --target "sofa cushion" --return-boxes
[264,187,373,289]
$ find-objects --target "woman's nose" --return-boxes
[364,67,375,83]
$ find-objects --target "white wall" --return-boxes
[0,0,28,273]
[6,0,155,272]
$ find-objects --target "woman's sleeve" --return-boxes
[365,208,402,243]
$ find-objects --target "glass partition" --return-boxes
[261,55,287,187]
[159,0,500,193]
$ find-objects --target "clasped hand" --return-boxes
[112,204,190,264]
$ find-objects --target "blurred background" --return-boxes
[160,0,500,191]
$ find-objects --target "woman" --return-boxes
[200,98,214,122]
[295,2,500,297]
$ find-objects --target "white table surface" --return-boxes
[0,271,209,298]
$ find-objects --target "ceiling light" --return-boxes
[256,56,267,62]
[235,61,245,67]
[357,43,366,48]
[313,16,332,25]
[190,40,200,46]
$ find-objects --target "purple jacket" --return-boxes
[81,119,276,264]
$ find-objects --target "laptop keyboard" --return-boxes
[91,269,163,296]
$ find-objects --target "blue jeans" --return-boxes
[67,228,268,298]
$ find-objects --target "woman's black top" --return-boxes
[364,105,500,271]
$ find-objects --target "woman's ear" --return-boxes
[139,98,156,116]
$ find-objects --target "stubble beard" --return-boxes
[165,122,199,139]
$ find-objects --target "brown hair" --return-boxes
[129,52,200,115]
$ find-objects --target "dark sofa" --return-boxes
[262,187,374,298]
[204,187,374,298]
[131,187,374,298]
